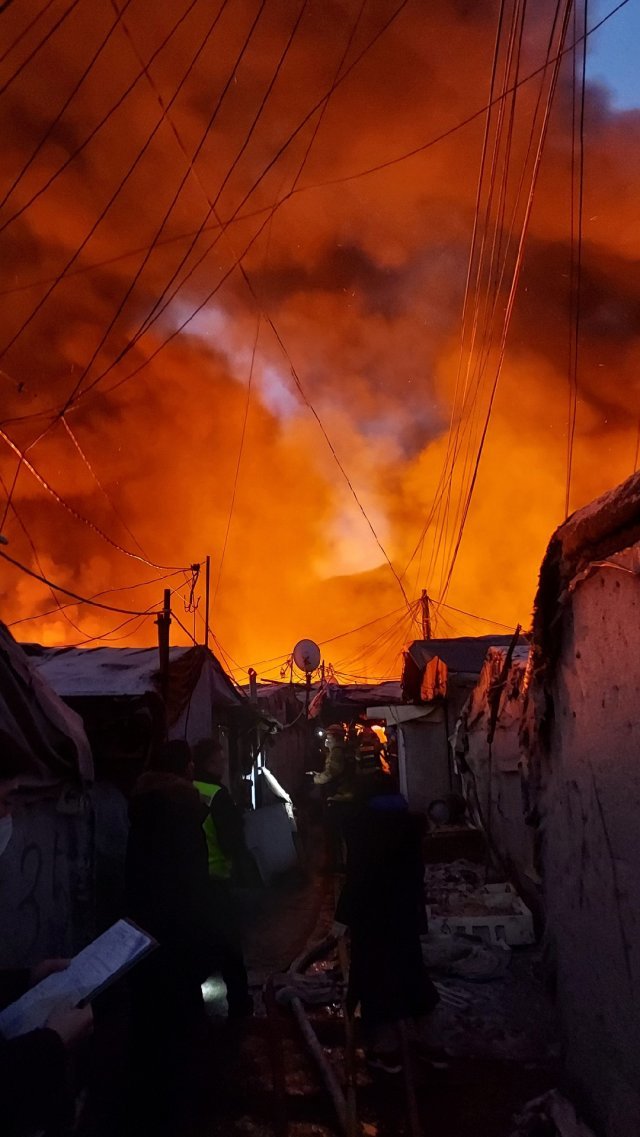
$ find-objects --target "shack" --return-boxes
[25,643,247,793]
[395,635,523,816]
[25,643,254,922]
[0,622,93,966]
[528,469,640,1137]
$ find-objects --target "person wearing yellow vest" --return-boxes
[191,738,252,1018]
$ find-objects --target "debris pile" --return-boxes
[509,1090,596,1137]
[425,860,535,946]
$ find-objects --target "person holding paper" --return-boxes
[0,770,93,1136]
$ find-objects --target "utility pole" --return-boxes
[204,554,211,649]
[248,667,258,705]
[420,589,432,640]
[156,588,172,702]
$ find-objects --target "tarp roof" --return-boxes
[26,644,244,713]
[0,623,92,783]
[250,679,404,711]
[405,635,523,677]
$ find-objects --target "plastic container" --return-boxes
[427,882,535,946]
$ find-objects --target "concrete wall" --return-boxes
[0,790,94,967]
[460,653,538,898]
[541,562,640,1136]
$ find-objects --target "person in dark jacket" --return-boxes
[125,741,216,1034]
[191,738,252,1017]
[124,741,221,1135]
[0,770,93,1136]
[335,779,438,1073]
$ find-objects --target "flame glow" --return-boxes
[0,1,638,681]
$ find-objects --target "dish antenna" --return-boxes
[292,638,321,675]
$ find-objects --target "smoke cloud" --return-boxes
[0,0,638,678]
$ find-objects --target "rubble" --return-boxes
[421,931,511,981]
[425,861,535,947]
[509,1090,597,1137]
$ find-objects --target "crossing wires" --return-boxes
[565,0,588,519]
[98,0,413,618]
[402,0,575,607]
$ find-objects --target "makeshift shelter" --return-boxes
[26,643,247,793]
[24,642,259,919]
[0,623,93,966]
[527,470,640,1137]
[395,635,524,816]
[452,644,539,907]
[0,623,91,784]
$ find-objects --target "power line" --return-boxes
[429,0,531,599]
[406,0,516,595]
[0,0,230,361]
[66,0,412,412]
[439,0,574,603]
[0,423,192,571]
[7,568,186,627]
[46,0,240,407]
[0,0,201,235]
[0,207,269,299]
[0,0,134,216]
[565,0,587,519]
[403,0,568,597]
[129,0,307,345]
[61,610,155,648]
[215,315,260,601]
[60,417,150,560]
[435,599,520,632]
[294,0,630,196]
[0,470,91,638]
[0,548,162,615]
[0,0,58,67]
[0,0,625,317]
[72,0,412,615]
[0,0,83,99]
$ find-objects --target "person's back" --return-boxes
[125,770,210,945]
[190,738,252,1017]
[336,790,437,1069]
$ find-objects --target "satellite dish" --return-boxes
[292,638,321,674]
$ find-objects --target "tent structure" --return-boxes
[26,641,244,736]
[402,635,524,703]
[0,623,93,965]
[0,622,92,784]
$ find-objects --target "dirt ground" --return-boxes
[78,845,561,1137]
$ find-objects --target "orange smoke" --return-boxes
[0,1,639,682]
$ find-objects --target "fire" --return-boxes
[0,2,638,680]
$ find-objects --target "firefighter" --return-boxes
[310,724,354,870]
[191,739,252,1018]
[355,724,384,781]
[312,723,354,800]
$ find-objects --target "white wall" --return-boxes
[461,655,538,895]
[401,712,450,813]
[542,562,640,1136]
[0,792,94,967]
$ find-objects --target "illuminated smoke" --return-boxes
[0,0,638,679]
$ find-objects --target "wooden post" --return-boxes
[204,554,211,649]
[156,588,171,703]
[421,589,432,640]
